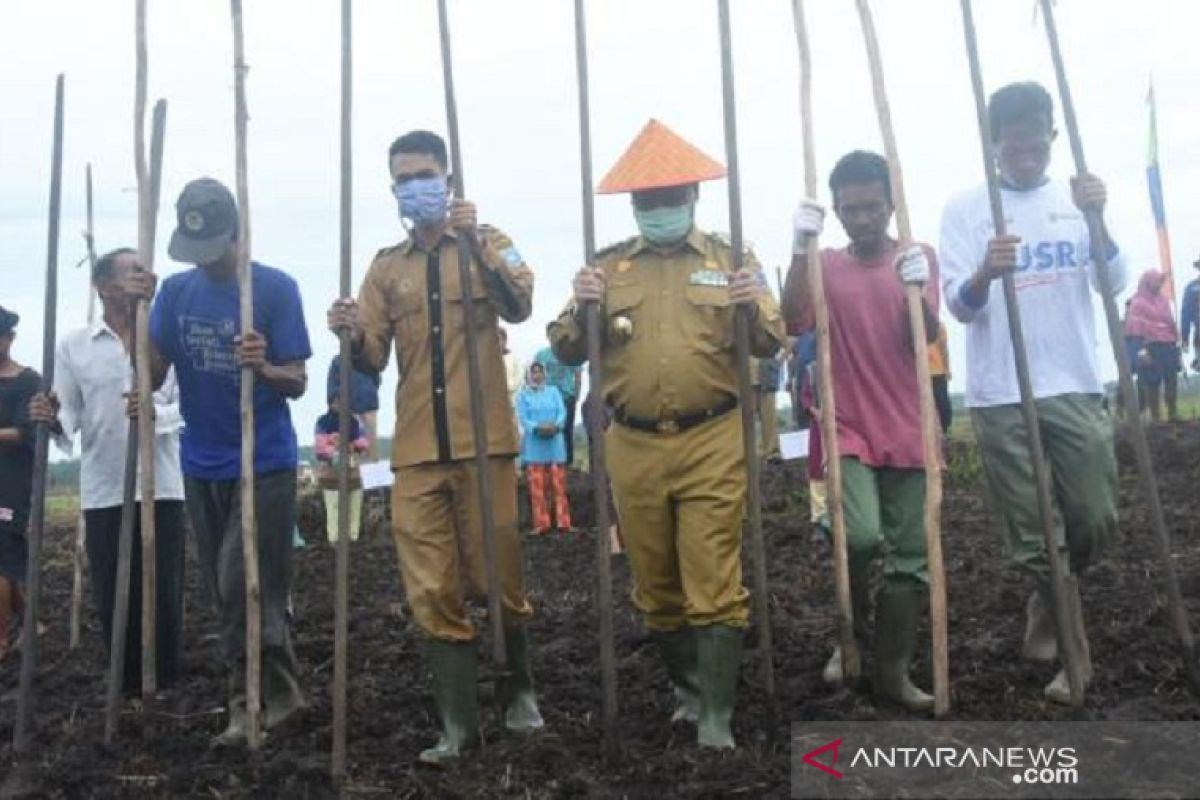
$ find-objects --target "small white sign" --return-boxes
[779,430,810,461]
[358,460,395,490]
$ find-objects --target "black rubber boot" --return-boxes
[419,639,479,765]
[655,627,700,723]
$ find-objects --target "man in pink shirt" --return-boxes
[782,150,939,712]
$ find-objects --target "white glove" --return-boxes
[894,244,930,285]
[791,199,825,254]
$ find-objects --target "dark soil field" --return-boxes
[2,424,1199,798]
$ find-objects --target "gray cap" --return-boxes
[168,177,239,265]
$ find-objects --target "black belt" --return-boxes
[614,396,738,435]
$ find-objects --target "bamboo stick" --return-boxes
[854,0,950,716]
[790,0,858,683]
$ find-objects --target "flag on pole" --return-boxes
[1146,78,1175,300]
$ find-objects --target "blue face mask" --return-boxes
[392,176,448,227]
[634,204,694,245]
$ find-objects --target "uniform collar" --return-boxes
[630,226,708,257]
[399,226,464,256]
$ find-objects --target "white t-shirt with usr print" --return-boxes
[939,180,1126,408]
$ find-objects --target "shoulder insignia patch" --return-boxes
[500,245,524,267]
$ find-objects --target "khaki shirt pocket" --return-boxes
[605,282,645,348]
[683,283,733,353]
[390,290,426,354]
[448,284,495,331]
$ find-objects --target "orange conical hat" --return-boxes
[596,119,726,194]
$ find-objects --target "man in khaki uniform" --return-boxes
[327,130,542,765]
[548,119,785,749]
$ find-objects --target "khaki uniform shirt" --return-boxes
[354,226,533,468]
[548,227,785,421]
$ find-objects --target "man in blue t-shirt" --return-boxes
[129,177,312,745]
[533,346,581,466]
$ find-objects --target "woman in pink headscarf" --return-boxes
[1124,270,1181,422]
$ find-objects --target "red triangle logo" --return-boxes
[802,737,844,779]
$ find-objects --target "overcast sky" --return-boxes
[3,0,1197,448]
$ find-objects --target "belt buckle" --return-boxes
[656,418,680,434]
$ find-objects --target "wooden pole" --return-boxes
[791,0,859,683]
[571,0,618,747]
[14,73,65,753]
[958,0,1086,706]
[716,0,776,708]
[230,0,263,748]
[71,165,99,652]
[332,0,353,780]
[105,99,167,743]
[1038,0,1199,693]
[133,0,159,703]
[434,0,508,674]
[854,0,950,717]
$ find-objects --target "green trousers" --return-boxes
[840,457,928,590]
[970,393,1117,578]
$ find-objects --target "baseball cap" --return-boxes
[168,177,239,265]
[0,306,18,337]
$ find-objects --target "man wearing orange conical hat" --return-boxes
[548,119,785,749]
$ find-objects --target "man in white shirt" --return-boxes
[939,82,1125,704]
[29,247,186,691]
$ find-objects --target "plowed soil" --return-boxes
[2,424,1198,798]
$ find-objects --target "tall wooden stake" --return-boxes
[435,0,507,674]
[959,0,1085,706]
[71,164,99,652]
[14,73,65,753]
[791,0,859,683]
[230,0,263,748]
[854,0,950,716]
[105,99,167,743]
[332,0,353,780]
[1038,0,1199,693]
[572,0,618,747]
[716,0,776,709]
[133,0,159,703]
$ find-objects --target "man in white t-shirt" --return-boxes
[939,81,1125,704]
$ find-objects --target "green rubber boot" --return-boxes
[823,555,872,686]
[696,625,742,749]
[500,626,545,733]
[419,639,479,765]
[873,585,934,713]
[655,627,700,723]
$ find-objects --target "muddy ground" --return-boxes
[2,424,1199,798]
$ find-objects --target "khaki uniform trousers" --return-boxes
[606,411,749,632]
[392,457,532,641]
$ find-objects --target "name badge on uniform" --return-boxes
[689,269,729,288]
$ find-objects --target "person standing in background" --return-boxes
[516,362,572,535]
[929,322,952,435]
[326,354,381,460]
[1125,270,1181,422]
[753,352,783,461]
[534,345,581,468]
[0,306,39,663]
